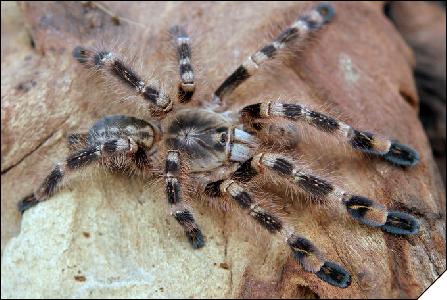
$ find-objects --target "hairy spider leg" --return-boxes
[210,3,334,107]
[229,153,420,235]
[72,46,173,114]
[241,102,420,167]
[165,150,205,249]
[204,178,351,288]
[18,137,139,214]
[170,25,195,103]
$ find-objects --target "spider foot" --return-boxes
[381,211,420,235]
[72,46,91,64]
[316,3,335,24]
[186,228,205,249]
[18,193,39,214]
[382,141,419,167]
[316,261,351,289]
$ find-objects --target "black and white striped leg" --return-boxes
[205,179,283,232]
[211,3,334,106]
[204,178,351,288]
[288,234,351,288]
[18,137,138,214]
[165,150,204,249]
[170,25,195,103]
[72,47,172,113]
[249,152,420,235]
[241,102,419,167]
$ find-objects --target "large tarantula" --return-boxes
[18,3,420,288]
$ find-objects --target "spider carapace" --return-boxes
[18,3,420,289]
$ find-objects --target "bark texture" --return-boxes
[1,1,445,298]
[386,1,446,185]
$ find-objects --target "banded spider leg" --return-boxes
[241,101,419,166]
[170,25,196,103]
[18,136,140,214]
[210,3,335,108]
[165,150,205,249]
[72,46,173,114]
[203,172,351,288]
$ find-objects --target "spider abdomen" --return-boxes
[88,115,158,150]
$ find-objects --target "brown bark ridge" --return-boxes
[386,1,446,185]
[1,1,445,298]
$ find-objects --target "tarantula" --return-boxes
[18,3,420,288]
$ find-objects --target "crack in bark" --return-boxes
[1,117,69,176]
[419,234,441,277]
[222,212,233,297]
[319,221,365,293]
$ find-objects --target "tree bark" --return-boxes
[1,1,445,298]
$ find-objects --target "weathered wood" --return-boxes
[387,1,446,185]
[1,2,445,298]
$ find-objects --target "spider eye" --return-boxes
[220,133,228,144]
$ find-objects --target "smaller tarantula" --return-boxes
[19,3,420,288]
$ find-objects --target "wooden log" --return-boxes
[1,2,445,298]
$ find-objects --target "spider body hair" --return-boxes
[18,2,422,289]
